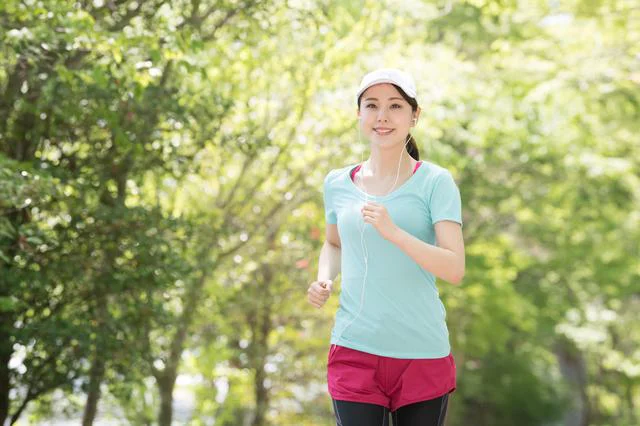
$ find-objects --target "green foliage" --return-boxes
[1,0,638,425]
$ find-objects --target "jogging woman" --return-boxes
[307,68,465,426]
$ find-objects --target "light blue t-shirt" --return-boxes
[323,160,463,359]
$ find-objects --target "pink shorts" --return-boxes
[327,344,456,412]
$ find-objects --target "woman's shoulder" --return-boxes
[324,164,358,185]
[419,160,457,182]
[417,161,462,200]
[420,160,451,175]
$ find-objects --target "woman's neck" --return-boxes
[365,147,414,178]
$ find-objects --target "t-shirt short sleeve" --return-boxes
[429,171,463,228]
[323,171,337,225]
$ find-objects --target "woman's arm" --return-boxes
[317,224,341,282]
[317,240,341,282]
[388,220,465,285]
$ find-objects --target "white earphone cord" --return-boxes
[332,123,414,346]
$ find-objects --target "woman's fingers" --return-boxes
[310,281,331,296]
[308,281,332,308]
[308,292,325,304]
[309,295,326,308]
[308,290,329,305]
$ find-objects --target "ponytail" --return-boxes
[406,135,420,160]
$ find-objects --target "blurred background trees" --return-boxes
[1,0,638,425]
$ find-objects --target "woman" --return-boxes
[307,68,465,426]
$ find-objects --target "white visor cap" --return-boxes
[356,68,417,105]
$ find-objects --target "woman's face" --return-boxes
[357,83,417,148]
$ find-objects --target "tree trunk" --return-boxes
[9,391,33,425]
[626,382,637,425]
[82,293,109,426]
[154,266,211,426]
[251,243,275,426]
[555,339,590,426]
[82,349,106,426]
[0,328,11,426]
[253,365,268,426]
[157,373,176,426]
[1,212,28,425]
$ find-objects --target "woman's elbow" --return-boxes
[450,267,465,285]
[454,255,465,284]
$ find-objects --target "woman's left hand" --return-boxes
[361,202,399,241]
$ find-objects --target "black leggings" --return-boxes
[331,393,449,426]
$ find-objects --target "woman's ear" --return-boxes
[412,107,421,126]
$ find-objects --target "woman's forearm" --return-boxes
[389,227,464,285]
[317,240,341,282]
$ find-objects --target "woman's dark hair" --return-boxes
[357,83,420,160]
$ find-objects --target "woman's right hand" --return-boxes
[307,280,333,308]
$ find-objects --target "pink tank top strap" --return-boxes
[350,164,363,181]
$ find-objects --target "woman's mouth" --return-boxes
[374,128,394,135]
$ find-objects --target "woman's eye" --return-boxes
[365,104,401,109]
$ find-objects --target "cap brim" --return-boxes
[356,78,396,100]
[356,79,417,103]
